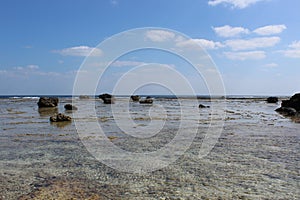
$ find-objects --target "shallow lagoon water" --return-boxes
[0,97,299,199]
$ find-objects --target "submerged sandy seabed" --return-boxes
[0,98,299,199]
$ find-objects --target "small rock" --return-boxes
[64,104,78,110]
[130,95,140,102]
[267,97,278,103]
[139,96,153,104]
[199,104,210,108]
[79,95,90,99]
[50,113,72,122]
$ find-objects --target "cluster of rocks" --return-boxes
[99,94,153,104]
[275,93,300,120]
[50,113,72,122]
[37,97,76,123]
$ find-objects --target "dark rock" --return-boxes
[267,97,278,103]
[64,104,78,110]
[275,107,297,116]
[275,93,300,119]
[199,104,210,108]
[79,95,90,99]
[50,113,72,122]
[281,93,300,111]
[139,97,153,104]
[99,93,115,104]
[37,97,59,108]
[130,95,140,102]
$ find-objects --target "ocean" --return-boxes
[0,96,299,199]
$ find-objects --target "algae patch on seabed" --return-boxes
[18,178,126,200]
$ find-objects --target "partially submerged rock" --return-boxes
[275,93,300,121]
[37,97,59,108]
[64,104,78,110]
[199,104,210,108]
[99,93,115,104]
[130,95,140,102]
[275,107,297,116]
[267,97,278,103]
[281,93,300,111]
[139,96,153,104]
[79,95,90,99]
[50,113,72,122]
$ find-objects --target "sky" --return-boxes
[0,0,300,95]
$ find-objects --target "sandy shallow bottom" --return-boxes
[0,98,299,199]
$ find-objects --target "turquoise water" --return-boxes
[0,97,299,199]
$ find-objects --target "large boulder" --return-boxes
[37,97,59,108]
[267,97,278,103]
[99,93,115,104]
[275,93,300,118]
[50,113,72,122]
[281,93,300,111]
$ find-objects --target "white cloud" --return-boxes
[213,25,249,37]
[288,41,300,49]
[176,38,224,50]
[253,24,287,35]
[110,0,118,6]
[224,51,266,60]
[208,0,267,9]
[264,63,278,68]
[283,50,300,58]
[13,65,39,71]
[0,70,7,74]
[27,65,39,70]
[54,46,103,57]
[145,30,176,42]
[111,60,146,67]
[279,40,300,58]
[225,37,280,51]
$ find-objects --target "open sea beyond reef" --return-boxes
[0,96,299,199]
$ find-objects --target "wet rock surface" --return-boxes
[139,96,153,104]
[50,113,72,122]
[99,93,115,104]
[37,97,59,108]
[79,95,90,99]
[276,93,300,122]
[64,104,78,110]
[199,104,210,108]
[130,95,140,102]
[281,93,300,111]
[266,97,278,103]
[275,107,297,116]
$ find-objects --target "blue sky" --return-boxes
[0,0,299,95]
